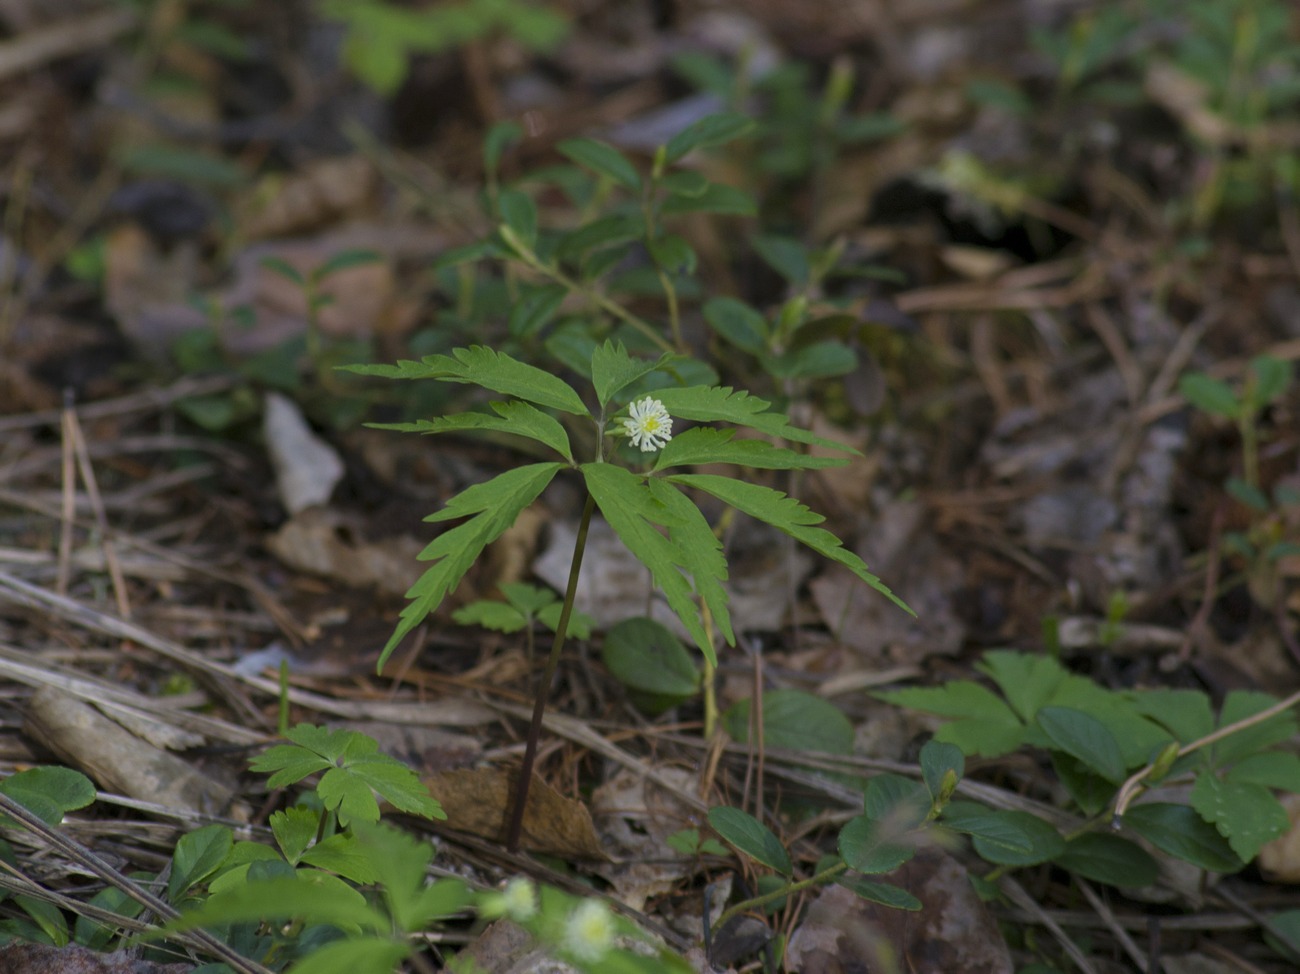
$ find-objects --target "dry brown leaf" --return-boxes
[426,767,607,860]
[592,766,699,911]
[265,507,424,599]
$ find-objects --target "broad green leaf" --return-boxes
[416,346,589,415]
[350,822,469,932]
[976,650,1067,723]
[318,750,444,828]
[752,235,810,286]
[877,683,1025,757]
[582,463,710,656]
[920,740,965,802]
[75,884,146,950]
[660,181,757,216]
[1123,803,1244,873]
[646,478,732,654]
[1227,752,1300,792]
[601,617,700,697]
[558,138,642,190]
[1264,909,1300,963]
[664,113,755,163]
[299,833,380,885]
[169,824,233,901]
[708,806,792,876]
[668,474,912,616]
[1250,354,1291,407]
[838,815,915,874]
[1130,688,1215,742]
[1050,752,1114,817]
[970,811,1063,866]
[501,581,558,615]
[1036,706,1126,784]
[835,875,921,910]
[591,341,677,409]
[286,938,410,974]
[1042,676,1173,769]
[381,462,564,668]
[508,282,568,338]
[536,602,594,638]
[164,872,386,935]
[271,806,324,864]
[556,214,646,261]
[372,399,573,462]
[703,297,768,355]
[1191,773,1290,862]
[764,340,857,380]
[939,802,1033,854]
[648,233,697,275]
[722,689,854,755]
[15,895,67,946]
[1226,476,1270,512]
[1213,691,1297,765]
[452,599,527,633]
[1179,372,1239,418]
[1054,833,1158,888]
[498,189,537,247]
[0,767,96,827]
[652,385,850,450]
[653,428,846,472]
[864,774,931,829]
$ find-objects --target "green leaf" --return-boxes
[1123,803,1245,873]
[452,599,527,633]
[1226,476,1270,512]
[1191,773,1290,862]
[877,682,1025,757]
[1036,706,1127,784]
[1130,688,1215,742]
[316,248,381,280]
[835,875,922,910]
[668,473,912,616]
[16,895,68,946]
[484,120,522,178]
[1214,691,1297,765]
[920,740,965,802]
[286,938,410,974]
[558,138,642,190]
[764,340,857,380]
[299,833,381,885]
[664,113,755,163]
[976,650,1067,723]
[1054,833,1158,888]
[652,428,846,472]
[864,774,931,828]
[601,617,700,697]
[1227,752,1300,792]
[271,806,324,864]
[381,462,564,668]
[536,602,594,639]
[0,767,96,827]
[164,872,386,935]
[1249,355,1291,407]
[660,181,757,216]
[939,802,1033,855]
[646,478,733,654]
[722,689,854,755]
[752,235,810,286]
[648,233,697,275]
[418,346,589,415]
[707,806,792,875]
[591,341,677,409]
[838,816,915,874]
[703,297,768,355]
[970,811,1064,866]
[1050,752,1114,817]
[508,282,568,338]
[260,255,306,286]
[651,385,851,450]
[170,824,233,901]
[557,214,646,261]
[498,189,537,247]
[1179,372,1240,418]
[375,399,573,462]
[582,463,712,658]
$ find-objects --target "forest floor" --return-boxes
[2,1,1300,972]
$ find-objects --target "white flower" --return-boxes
[621,397,673,452]
[562,899,614,962]
[481,878,537,921]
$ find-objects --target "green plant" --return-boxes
[454,582,595,661]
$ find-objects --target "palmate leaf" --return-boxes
[653,427,847,472]
[591,341,678,409]
[668,473,913,616]
[369,399,573,462]
[382,462,564,669]
[582,463,714,662]
[652,385,851,450]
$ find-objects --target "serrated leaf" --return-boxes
[703,297,768,355]
[1054,833,1158,888]
[591,341,677,409]
[877,683,1026,757]
[976,650,1068,723]
[970,811,1064,866]
[668,473,912,616]
[1036,706,1127,783]
[500,581,557,616]
[417,346,589,415]
[1226,752,1300,792]
[1214,691,1297,765]
[1179,372,1240,418]
[939,802,1033,854]
[708,806,791,875]
[452,599,527,633]
[838,815,915,874]
[374,400,573,462]
[1130,688,1215,742]
[1191,773,1290,862]
[164,872,386,935]
[558,138,642,190]
[651,385,850,450]
[381,462,564,668]
[170,824,233,901]
[582,463,712,659]
[270,806,321,864]
[299,833,380,885]
[318,754,443,828]
[835,875,922,910]
[664,112,755,163]
[653,428,846,472]
[646,478,733,653]
[1123,803,1244,873]
[249,743,332,789]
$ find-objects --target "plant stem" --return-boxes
[504,492,597,853]
[712,861,847,936]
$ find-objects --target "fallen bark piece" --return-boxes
[23,686,235,816]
